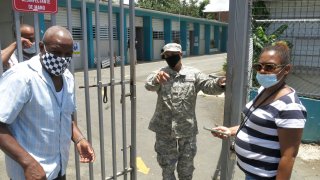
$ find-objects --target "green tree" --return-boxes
[137,0,211,18]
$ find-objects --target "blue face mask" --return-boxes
[256,73,279,88]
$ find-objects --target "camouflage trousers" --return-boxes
[155,134,197,180]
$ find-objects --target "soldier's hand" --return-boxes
[217,77,226,88]
[155,71,170,84]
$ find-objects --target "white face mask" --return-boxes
[41,45,72,76]
[23,42,37,55]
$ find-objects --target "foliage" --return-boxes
[250,1,292,87]
[137,0,210,18]
[253,24,292,63]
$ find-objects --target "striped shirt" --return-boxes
[235,87,307,179]
[0,55,76,180]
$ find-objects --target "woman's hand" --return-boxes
[211,126,231,139]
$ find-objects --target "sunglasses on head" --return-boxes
[252,63,286,72]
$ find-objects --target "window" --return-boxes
[153,31,164,40]
[93,26,118,40]
[172,31,180,43]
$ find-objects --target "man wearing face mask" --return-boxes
[0,26,95,180]
[1,24,37,72]
[145,43,226,180]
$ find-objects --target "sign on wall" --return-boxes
[13,0,58,13]
[73,41,81,57]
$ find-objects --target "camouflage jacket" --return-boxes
[145,65,224,138]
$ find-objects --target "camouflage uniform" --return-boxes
[145,65,224,180]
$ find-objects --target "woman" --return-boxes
[212,41,307,180]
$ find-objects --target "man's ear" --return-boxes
[39,42,45,53]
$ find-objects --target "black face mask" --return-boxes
[165,54,180,68]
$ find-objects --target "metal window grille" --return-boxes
[152,31,164,40]
[93,26,118,40]
[71,27,83,40]
[172,31,180,41]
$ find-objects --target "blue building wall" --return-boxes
[180,21,187,54]
[164,19,172,44]
[57,1,228,64]
[205,24,211,54]
[220,26,228,52]
[143,16,153,61]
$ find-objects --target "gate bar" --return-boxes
[119,1,129,179]
[81,0,94,179]
[129,0,137,179]
[105,168,133,180]
[94,0,107,179]
[33,13,40,54]
[0,42,3,75]
[67,0,75,74]
[65,1,82,179]
[51,14,56,26]
[108,0,118,179]
[13,11,23,63]
[78,80,131,89]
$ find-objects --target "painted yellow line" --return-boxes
[137,156,150,175]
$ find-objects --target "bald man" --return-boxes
[0,26,95,180]
[1,24,36,71]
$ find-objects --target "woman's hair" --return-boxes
[261,41,291,65]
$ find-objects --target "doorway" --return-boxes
[135,27,144,61]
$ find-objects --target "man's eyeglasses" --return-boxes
[252,63,286,72]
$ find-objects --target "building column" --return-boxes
[116,12,129,64]
[87,8,95,68]
[38,14,45,39]
[214,25,220,51]
[164,19,172,44]
[221,26,228,52]
[205,24,211,54]
[193,22,200,55]
[180,21,187,55]
[143,16,153,61]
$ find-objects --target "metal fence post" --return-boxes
[129,0,137,179]
[81,0,94,179]
[220,0,250,179]
[13,11,23,63]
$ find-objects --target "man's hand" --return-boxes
[21,37,33,49]
[155,71,170,84]
[23,158,46,180]
[76,139,95,163]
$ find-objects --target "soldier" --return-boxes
[145,43,226,180]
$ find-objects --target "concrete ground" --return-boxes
[0,53,319,179]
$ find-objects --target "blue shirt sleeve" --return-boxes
[0,68,31,124]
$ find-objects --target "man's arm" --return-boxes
[196,72,225,95]
[276,128,303,180]
[71,115,95,163]
[1,38,33,67]
[1,42,17,66]
[0,123,46,179]
[145,70,169,91]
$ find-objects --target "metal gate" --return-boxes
[0,0,137,179]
